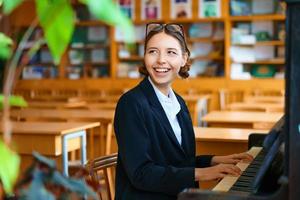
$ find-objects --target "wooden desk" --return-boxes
[194,127,268,155]
[0,121,99,176]
[244,96,284,104]
[27,100,87,109]
[227,102,284,112]
[10,109,115,157]
[202,111,283,129]
[85,102,117,110]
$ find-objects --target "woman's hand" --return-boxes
[211,152,253,166]
[195,164,241,181]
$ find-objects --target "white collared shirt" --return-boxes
[148,77,182,145]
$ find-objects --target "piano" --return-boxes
[178,1,300,199]
[213,117,285,194]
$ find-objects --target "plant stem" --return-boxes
[2,18,38,144]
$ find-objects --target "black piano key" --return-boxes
[230,186,252,193]
[229,147,270,194]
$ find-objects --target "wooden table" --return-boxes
[202,111,283,129]
[244,96,284,104]
[10,109,115,157]
[0,121,99,176]
[227,102,284,112]
[27,100,87,109]
[194,127,268,155]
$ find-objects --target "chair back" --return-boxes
[88,153,118,200]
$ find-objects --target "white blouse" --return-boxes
[148,77,182,145]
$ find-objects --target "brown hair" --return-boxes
[138,24,191,79]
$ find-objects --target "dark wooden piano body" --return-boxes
[178,0,300,199]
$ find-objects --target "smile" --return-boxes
[153,68,171,73]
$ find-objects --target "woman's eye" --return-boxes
[167,50,177,55]
[148,50,157,54]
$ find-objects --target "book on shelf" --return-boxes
[141,0,162,20]
[118,0,135,20]
[252,0,275,15]
[90,49,107,63]
[170,0,192,19]
[138,44,144,57]
[190,61,222,77]
[117,62,141,78]
[66,66,83,80]
[230,0,251,16]
[115,25,145,42]
[189,61,208,77]
[87,26,107,43]
[252,21,274,40]
[199,0,221,18]
[40,50,53,63]
[213,23,224,39]
[190,43,213,58]
[254,46,275,60]
[230,63,251,79]
[22,66,57,79]
[230,45,275,63]
[188,23,213,38]
[69,50,85,65]
[250,64,276,78]
[91,67,109,78]
[230,46,255,63]
[71,27,87,47]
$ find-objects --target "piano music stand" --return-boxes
[178,0,300,199]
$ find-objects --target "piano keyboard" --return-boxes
[212,146,263,192]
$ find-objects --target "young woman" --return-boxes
[114,23,253,200]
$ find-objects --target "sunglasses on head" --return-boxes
[145,23,185,38]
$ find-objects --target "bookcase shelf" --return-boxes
[230,14,285,21]
[10,0,286,92]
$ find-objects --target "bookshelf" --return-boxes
[227,0,286,80]
[9,0,285,97]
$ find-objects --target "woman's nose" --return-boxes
[157,53,166,64]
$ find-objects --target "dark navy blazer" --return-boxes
[114,77,213,200]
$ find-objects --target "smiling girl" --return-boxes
[114,23,252,200]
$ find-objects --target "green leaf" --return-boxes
[83,0,134,43]
[36,0,75,64]
[0,33,13,59]
[0,95,28,109]
[0,140,20,194]
[3,0,23,14]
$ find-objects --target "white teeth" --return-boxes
[154,68,170,73]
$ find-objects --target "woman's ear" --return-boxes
[182,53,188,66]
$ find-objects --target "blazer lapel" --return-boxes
[177,109,192,156]
[139,78,187,155]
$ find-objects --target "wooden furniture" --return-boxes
[194,127,268,155]
[182,94,211,126]
[218,89,244,110]
[88,153,118,200]
[0,121,100,176]
[244,96,285,104]
[10,108,115,157]
[11,0,284,110]
[202,111,283,129]
[227,102,284,112]
[27,100,87,109]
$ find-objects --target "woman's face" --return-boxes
[144,32,187,93]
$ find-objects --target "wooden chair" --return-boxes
[88,153,118,200]
[218,89,244,110]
